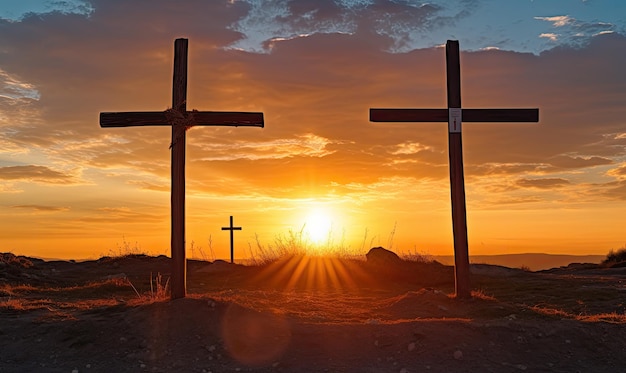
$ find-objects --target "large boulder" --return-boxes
[366,247,402,265]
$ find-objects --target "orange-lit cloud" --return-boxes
[0,165,77,184]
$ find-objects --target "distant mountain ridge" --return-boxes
[433,253,605,271]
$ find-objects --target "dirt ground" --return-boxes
[1,252,625,373]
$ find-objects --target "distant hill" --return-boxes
[433,253,605,271]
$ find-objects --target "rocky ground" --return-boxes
[1,251,625,372]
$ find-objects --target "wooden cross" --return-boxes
[221,215,242,264]
[370,40,539,299]
[100,39,264,299]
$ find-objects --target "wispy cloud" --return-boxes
[516,177,571,189]
[535,14,617,46]
[11,204,69,212]
[534,16,573,27]
[0,68,40,100]
[193,133,339,161]
[606,163,626,179]
[0,165,77,184]
[539,33,558,41]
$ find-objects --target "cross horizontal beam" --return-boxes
[370,108,538,123]
[100,111,265,128]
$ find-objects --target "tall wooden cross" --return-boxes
[100,39,264,299]
[221,215,242,264]
[370,40,538,299]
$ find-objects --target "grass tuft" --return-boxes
[248,228,361,265]
[0,252,34,268]
[602,246,626,267]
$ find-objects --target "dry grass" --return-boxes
[247,229,361,266]
[0,252,34,267]
[602,246,626,267]
[528,305,626,323]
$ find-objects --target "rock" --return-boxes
[453,350,463,360]
[366,247,402,265]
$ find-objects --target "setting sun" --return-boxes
[303,208,334,245]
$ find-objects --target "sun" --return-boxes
[303,208,333,245]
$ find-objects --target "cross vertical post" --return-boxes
[446,41,470,299]
[100,38,264,300]
[171,38,188,300]
[370,40,538,299]
[221,215,242,264]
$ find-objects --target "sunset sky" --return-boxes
[1,0,625,260]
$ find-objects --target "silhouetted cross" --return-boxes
[100,39,264,299]
[221,215,242,264]
[370,40,539,299]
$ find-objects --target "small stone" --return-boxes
[72,369,79,373]
[407,342,416,352]
[515,364,527,370]
[399,368,409,373]
[453,350,463,360]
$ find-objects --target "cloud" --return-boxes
[601,181,626,200]
[77,207,165,223]
[10,205,69,212]
[516,178,571,189]
[539,33,558,42]
[534,16,573,28]
[0,165,76,184]
[127,180,169,192]
[548,155,613,169]
[468,163,549,176]
[391,142,433,155]
[0,68,40,100]
[192,133,339,161]
[231,0,446,52]
[606,163,626,179]
[535,15,617,47]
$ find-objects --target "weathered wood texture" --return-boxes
[100,112,264,127]
[369,40,539,299]
[170,38,188,300]
[370,108,538,123]
[99,38,263,300]
[445,40,470,299]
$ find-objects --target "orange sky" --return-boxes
[1,1,625,260]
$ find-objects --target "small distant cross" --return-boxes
[100,39,264,299]
[221,215,242,264]
[370,40,539,299]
